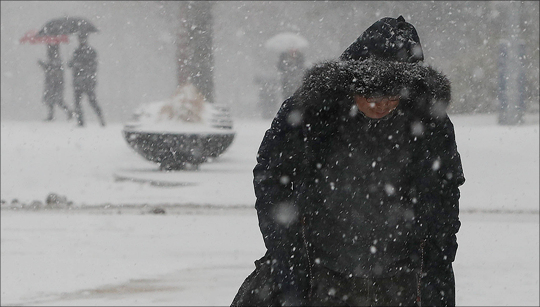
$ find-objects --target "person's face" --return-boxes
[354,95,400,119]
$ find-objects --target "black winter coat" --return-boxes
[38,58,64,104]
[252,57,465,304]
[68,44,98,90]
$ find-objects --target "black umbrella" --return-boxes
[37,17,98,37]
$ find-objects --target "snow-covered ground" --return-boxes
[1,114,539,306]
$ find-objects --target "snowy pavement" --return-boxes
[1,209,538,306]
[1,114,539,305]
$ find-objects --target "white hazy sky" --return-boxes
[2,1,538,122]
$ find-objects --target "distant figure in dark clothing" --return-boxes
[38,44,72,121]
[277,49,305,100]
[254,73,280,119]
[68,33,105,127]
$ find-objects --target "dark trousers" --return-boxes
[44,91,71,121]
[45,100,72,120]
[74,88,105,126]
[308,266,419,306]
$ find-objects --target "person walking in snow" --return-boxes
[277,49,306,100]
[38,44,72,121]
[233,15,465,306]
[68,33,105,127]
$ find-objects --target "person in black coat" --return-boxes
[68,33,105,127]
[38,44,72,121]
[233,16,464,306]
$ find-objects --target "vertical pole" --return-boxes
[517,40,526,121]
[497,40,508,124]
[499,1,524,125]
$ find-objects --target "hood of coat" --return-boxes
[296,57,451,122]
[340,16,424,64]
[295,15,449,122]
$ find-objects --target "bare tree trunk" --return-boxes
[177,1,214,103]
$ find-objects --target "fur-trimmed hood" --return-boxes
[296,57,452,122]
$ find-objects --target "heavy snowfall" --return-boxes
[1,1,539,306]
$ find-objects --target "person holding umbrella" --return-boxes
[28,16,101,126]
[20,28,71,121]
[265,32,309,101]
[37,43,72,121]
[68,32,105,127]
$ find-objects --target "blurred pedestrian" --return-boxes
[68,33,105,127]
[277,49,305,100]
[254,73,280,119]
[233,16,465,306]
[38,44,72,121]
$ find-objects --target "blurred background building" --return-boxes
[1,1,538,122]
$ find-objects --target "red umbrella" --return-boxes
[19,30,69,45]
